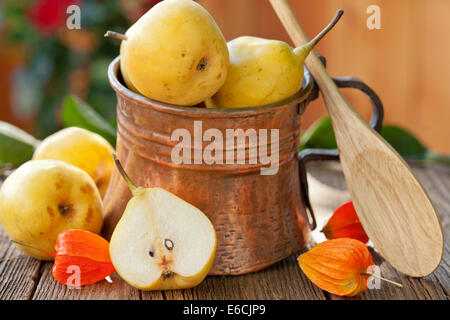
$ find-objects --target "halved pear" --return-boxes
[109,156,216,290]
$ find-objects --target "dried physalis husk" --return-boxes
[321,201,369,243]
[298,238,402,296]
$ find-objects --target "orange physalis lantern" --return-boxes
[298,238,402,296]
[12,229,115,286]
[321,201,369,243]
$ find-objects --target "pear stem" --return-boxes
[361,271,403,288]
[113,153,138,195]
[309,9,343,48]
[294,9,343,57]
[104,31,128,41]
[10,240,56,257]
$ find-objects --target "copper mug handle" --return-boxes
[298,57,384,230]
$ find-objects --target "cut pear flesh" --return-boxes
[110,187,216,290]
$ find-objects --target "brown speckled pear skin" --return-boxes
[270,0,444,277]
[103,57,314,275]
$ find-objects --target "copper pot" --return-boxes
[103,56,383,275]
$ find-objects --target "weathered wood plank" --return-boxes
[32,263,145,300]
[0,225,42,300]
[142,255,326,300]
[0,163,448,300]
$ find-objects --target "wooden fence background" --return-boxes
[1,0,449,153]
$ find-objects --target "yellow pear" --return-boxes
[105,0,229,106]
[0,160,103,260]
[33,127,115,198]
[119,24,140,93]
[109,156,216,290]
[206,10,343,109]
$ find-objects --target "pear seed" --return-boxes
[149,250,154,257]
[162,271,174,279]
[164,239,174,250]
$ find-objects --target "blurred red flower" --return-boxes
[27,0,80,36]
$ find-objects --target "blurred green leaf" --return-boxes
[87,58,118,122]
[300,116,450,166]
[300,117,337,151]
[0,121,40,167]
[380,126,427,157]
[62,95,116,146]
[381,126,450,166]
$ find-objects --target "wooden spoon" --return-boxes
[269,0,443,277]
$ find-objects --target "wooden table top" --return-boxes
[0,162,448,300]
